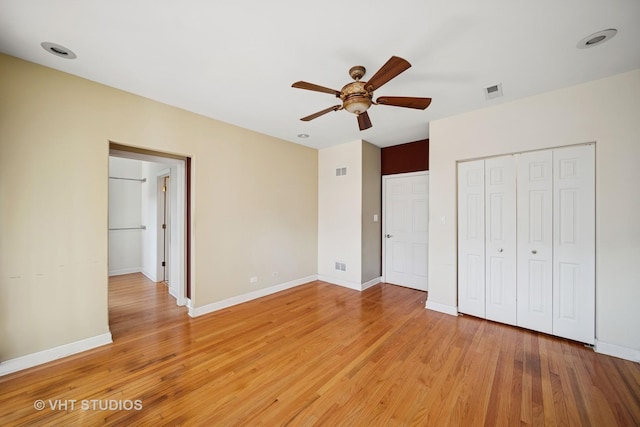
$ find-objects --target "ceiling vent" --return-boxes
[484,83,503,100]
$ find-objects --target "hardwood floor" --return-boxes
[1,274,639,426]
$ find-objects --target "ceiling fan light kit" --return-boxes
[342,82,371,114]
[292,56,431,131]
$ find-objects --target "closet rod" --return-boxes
[109,176,147,183]
[109,226,147,231]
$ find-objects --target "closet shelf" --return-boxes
[109,226,147,231]
[109,176,146,183]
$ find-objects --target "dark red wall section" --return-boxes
[381,139,429,175]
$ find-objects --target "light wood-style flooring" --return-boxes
[1,273,639,426]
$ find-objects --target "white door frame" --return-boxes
[382,171,429,288]
[156,169,171,284]
[109,148,187,307]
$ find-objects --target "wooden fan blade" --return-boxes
[300,105,342,121]
[376,96,432,110]
[358,111,372,130]
[364,56,411,92]
[292,81,341,96]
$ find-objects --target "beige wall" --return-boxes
[318,140,363,285]
[361,141,381,282]
[0,54,318,361]
[317,140,381,287]
[428,69,640,355]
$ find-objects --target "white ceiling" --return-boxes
[1,0,639,149]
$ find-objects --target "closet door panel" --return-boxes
[553,145,595,344]
[516,150,553,333]
[458,160,486,318]
[484,156,517,325]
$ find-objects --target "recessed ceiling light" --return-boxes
[41,42,77,59]
[297,133,309,139]
[577,29,617,49]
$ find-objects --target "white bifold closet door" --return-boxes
[458,155,517,325]
[516,150,553,334]
[552,145,595,344]
[484,156,516,325]
[457,160,486,318]
[458,144,595,344]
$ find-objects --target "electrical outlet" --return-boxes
[249,276,258,283]
[272,271,279,277]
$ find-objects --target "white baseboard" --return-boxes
[0,332,113,376]
[317,276,382,291]
[595,340,640,363]
[167,286,187,306]
[361,277,382,291]
[425,300,459,316]
[317,275,361,291]
[141,270,158,282]
[188,275,318,318]
[109,267,142,277]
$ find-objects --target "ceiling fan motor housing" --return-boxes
[341,81,372,114]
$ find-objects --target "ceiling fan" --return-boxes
[292,56,431,131]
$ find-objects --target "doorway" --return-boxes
[108,143,190,306]
[382,171,429,291]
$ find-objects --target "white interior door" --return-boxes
[383,173,429,291]
[457,160,485,318]
[516,150,553,333]
[552,144,595,344]
[484,156,517,325]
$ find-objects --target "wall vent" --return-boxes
[335,167,347,176]
[484,83,503,100]
[335,261,346,271]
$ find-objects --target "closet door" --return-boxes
[553,144,595,344]
[484,156,517,325]
[458,160,485,318]
[516,150,553,333]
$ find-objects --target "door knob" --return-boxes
[532,250,537,254]
[498,248,503,253]
[386,234,393,238]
